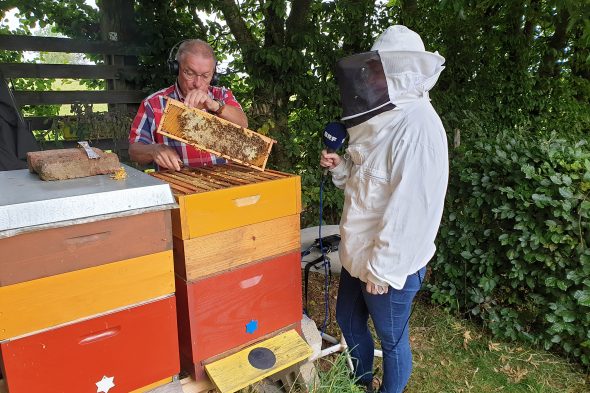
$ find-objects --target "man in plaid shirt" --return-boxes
[129,39,247,170]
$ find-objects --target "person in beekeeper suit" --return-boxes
[320,25,449,392]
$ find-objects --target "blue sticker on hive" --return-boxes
[246,320,258,334]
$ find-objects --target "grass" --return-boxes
[20,78,108,118]
[52,79,108,115]
[408,301,588,393]
[311,353,365,393]
[240,352,364,393]
[301,271,588,393]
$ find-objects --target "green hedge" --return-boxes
[429,131,590,366]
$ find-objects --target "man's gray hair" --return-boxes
[176,39,217,63]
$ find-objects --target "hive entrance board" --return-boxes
[205,330,312,393]
[157,97,275,171]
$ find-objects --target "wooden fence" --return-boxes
[0,34,145,152]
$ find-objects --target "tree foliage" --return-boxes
[3,0,588,150]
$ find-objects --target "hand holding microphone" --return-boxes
[320,122,347,175]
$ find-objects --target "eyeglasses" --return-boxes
[181,68,212,81]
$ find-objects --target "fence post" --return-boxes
[99,0,139,115]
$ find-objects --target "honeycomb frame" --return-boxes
[157,97,275,171]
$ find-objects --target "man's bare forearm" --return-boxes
[219,106,248,128]
[128,142,156,165]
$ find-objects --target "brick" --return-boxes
[27,148,121,181]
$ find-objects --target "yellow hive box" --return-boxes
[157,98,275,171]
[151,164,301,241]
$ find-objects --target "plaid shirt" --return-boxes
[129,83,242,168]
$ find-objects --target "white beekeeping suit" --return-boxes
[330,25,449,289]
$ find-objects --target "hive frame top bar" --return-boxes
[151,163,293,195]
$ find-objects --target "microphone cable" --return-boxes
[390,268,423,350]
[318,170,331,335]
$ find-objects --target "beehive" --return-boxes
[153,164,306,383]
[0,166,180,393]
[157,98,275,171]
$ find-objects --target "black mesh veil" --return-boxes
[335,51,391,121]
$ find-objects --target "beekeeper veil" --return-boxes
[336,25,445,125]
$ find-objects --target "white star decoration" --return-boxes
[96,375,115,393]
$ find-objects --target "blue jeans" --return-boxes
[336,267,425,393]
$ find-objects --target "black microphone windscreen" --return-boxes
[323,122,347,152]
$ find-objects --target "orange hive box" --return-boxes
[157,97,276,171]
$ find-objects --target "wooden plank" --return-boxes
[198,168,261,185]
[167,182,192,194]
[0,250,174,340]
[0,34,143,55]
[188,168,243,187]
[36,138,130,151]
[13,90,145,106]
[0,210,171,286]
[23,113,126,134]
[168,171,228,190]
[231,165,286,180]
[166,172,219,191]
[174,214,300,281]
[193,168,250,185]
[200,323,302,366]
[182,170,233,188]
[226,163,284,179]
[205,330,312,393]
[0,63,138,79]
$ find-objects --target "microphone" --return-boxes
[322,122,347,175]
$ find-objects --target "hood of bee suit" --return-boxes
[335,25,445,127]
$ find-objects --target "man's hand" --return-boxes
[182,90,248,128]
[320,149,342,170]
[366,280,389,295]
[151,144,183,171]
[184,89,218,112]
